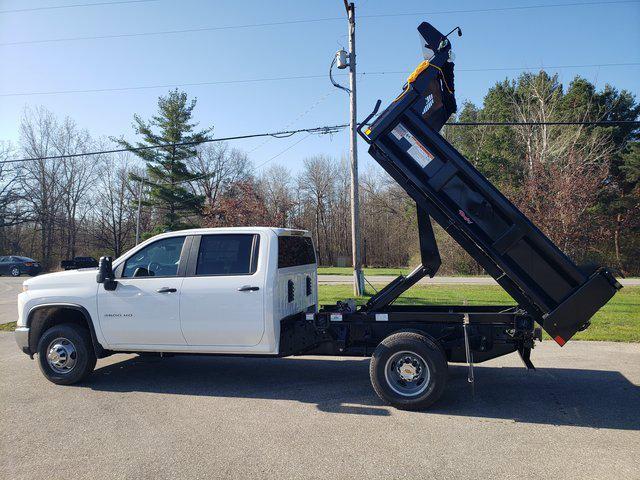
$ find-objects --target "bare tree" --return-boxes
[92,153,137,257]
[0,142,30,253]
[259,164,295,227]
[54,118,96,258]
[297,156,341,265]
[188,142,251,211]
[17,107,64,269]
[507,74,615,258]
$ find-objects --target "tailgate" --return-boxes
[542,269,621,345]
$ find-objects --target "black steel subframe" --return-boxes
[280,306,538,368]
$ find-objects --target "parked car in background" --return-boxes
[0,256,42,276]
[60,256,98,270]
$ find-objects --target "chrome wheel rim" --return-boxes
[46,337,78,374]
[11,267,19,276]
[384,351,431,397]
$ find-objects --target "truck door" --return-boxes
[97,236,187,347]
[179,233,265,347]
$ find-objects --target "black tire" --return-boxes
[370,331,447,410]
[37,323,96,385]
[10,266,21,277]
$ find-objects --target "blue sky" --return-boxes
[1,0,639,173]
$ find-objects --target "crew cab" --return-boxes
[16,227,320,371]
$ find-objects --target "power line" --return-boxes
[2,0,636,46]
[0,0,159,14]
[364,62,640,75]
[0,17,343,47]
[254,133,313,170]
[248,90,335,154]
[0,74,328,97]
[359,0,640,19]
[4,124,348,164]
[5,120,638,165]
[2,62,638,98]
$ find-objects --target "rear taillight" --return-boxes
[24,262,33,267]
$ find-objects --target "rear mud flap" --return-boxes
[518,345,535,370]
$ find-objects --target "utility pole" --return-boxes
[344,0,364,296]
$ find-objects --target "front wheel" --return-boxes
[370,331,447,410]
[37,324,96,385]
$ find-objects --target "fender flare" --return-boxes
[26,303,108,358]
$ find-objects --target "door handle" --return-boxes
[238,285,260,292]
[157,287,177,293]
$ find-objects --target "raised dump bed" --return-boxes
[358,22,621,344]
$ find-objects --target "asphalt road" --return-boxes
[0,276,22,324]
[1,334,638,480]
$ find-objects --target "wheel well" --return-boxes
[378,328,448,359]
[28,306,107,358]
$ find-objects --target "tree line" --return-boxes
[1,71,638,275]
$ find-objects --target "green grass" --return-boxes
[1,286,636,342]
[0,321,16,332]
[318,266,477,276]
[319,284,640,343]
[318,267,413,276]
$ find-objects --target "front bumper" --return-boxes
[15,326,30,355]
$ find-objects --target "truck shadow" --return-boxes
[87,355,640,429]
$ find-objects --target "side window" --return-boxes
[278,236,316,268]
[196,234,258,276]
[122,236,185,278]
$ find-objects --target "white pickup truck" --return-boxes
[12,225,538,410]
[16,224,464,409]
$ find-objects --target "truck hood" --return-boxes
[24,268,98,289]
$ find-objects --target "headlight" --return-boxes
[22,284,28,292]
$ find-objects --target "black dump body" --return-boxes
[357,22,621,345]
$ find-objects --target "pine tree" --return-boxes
[118,89,210,232]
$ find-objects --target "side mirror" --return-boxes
[96,256,118,291]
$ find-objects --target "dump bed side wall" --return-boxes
[378,110,586,311]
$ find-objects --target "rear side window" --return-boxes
[278,236,316,268]
[196,234,259,276]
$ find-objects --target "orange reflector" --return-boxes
[554,335,566,346]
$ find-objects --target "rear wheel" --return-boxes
[10,266,20,277]
[37,323,96,385]
[370,331,447,410]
